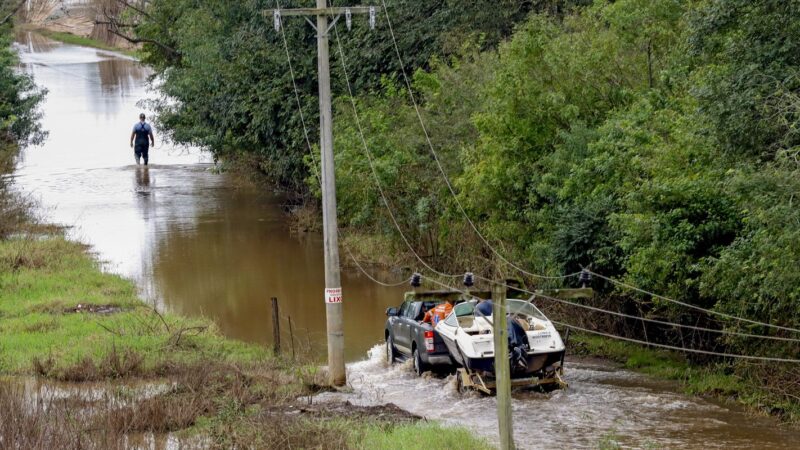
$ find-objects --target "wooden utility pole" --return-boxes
[492,283,515,449]
[265,2,379,387]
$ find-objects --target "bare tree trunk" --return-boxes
[90,0,119,44]
[16,0,61,24]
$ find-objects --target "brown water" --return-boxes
[323,349,800,449]
[11,33,800,449]
[12,32,405,361]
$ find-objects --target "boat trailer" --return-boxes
[455,365,568,395]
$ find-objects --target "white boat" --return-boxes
[435,297,566,389]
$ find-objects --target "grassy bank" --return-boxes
[570,333,800,424]
[0,237,266,375]
[27,28,140,58]
[0,235,490,448]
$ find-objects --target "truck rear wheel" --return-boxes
[386,336,397,364]
[413,346,428,376]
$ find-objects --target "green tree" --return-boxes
[0,21,46,151]
[124,0,537,191]
[688,0,800,158]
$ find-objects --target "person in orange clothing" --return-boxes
[422,299,455,325]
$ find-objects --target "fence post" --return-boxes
[271,297,281,355]
[288,315,296,360]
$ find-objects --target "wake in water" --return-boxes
[318,343,800,449]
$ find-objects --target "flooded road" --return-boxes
[10,33,800,449]
[12,33,405,361]
[325,347,800,449]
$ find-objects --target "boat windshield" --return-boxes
[453,301,476,317]
[450,299,548,321]
[507,299,548,321]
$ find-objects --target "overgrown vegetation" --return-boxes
[1,1,46,238]
[0,12,45,154]
[0,9,491,448]
[98,0,566,193]
[333,0,800,416]
[0,216,490,448]
[109,0,800,418]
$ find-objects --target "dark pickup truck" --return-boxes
[384,291,456,376]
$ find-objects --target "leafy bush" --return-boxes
[0,22,46,149]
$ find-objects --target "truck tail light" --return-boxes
[424,330,434,352]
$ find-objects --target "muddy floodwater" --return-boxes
[12,32,405,362]
[11,33,800,449]
[323,347,800,449]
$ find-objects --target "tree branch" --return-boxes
[0,0,27,26]
[96,3,180,61]
[107,27,181,59]
[95,20,137,29]
[115,0,152,19]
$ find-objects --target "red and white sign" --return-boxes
[325,287,343,304]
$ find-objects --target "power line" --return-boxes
[328,16,800,348]
[279,3,800,361]
[331,19,459,282]
[343,245,408,287]
[377,0,800,337]
[553,321,800,364]
[276,0,319,182]
[277,0,409,290]
[589,270,800,335]
[468,273,800,343]
[420,276,800,363]
[377,0,578,282]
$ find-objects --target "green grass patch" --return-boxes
[31,29,141,58]
[0,236,268,376]
[191,411,492,450]
[353,422,493,450]
[572,334,689,380]
[0,235,493,447]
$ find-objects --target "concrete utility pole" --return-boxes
[266,2,379,387]
[492,283,515,449]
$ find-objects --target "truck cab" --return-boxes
[384,291,457,375]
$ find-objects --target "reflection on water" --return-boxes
[97,58,149,94]
[15,31,59,54]
[150,185,405,360]
[13,33,405,361]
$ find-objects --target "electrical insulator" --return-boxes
[410,272,422,288]
[346,8,352,30]
[274,10,281,32]
[579,269,592,286]
[369,6,376,30]
[463,272,474,288]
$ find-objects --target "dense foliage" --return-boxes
[129,0,799,398]
[0,11,46,239]
[331,0,800,361]
[0,19,46,155]
[126,0,540,192]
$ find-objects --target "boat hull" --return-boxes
[461,350,564,377]
[440,331,565,378]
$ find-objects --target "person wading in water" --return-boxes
[130,113,155,165]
